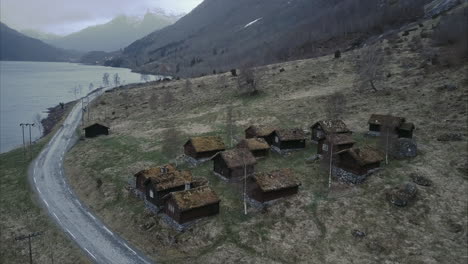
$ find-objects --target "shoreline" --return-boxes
[40,101,77,137]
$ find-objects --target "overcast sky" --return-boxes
[0,0,203,35]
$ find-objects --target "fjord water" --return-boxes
[0,61,149,153]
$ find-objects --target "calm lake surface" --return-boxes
[0,61,151,153]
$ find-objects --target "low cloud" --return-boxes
[0,0,203,34]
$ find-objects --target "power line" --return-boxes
[15,231,43,264]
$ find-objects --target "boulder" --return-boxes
[392,138,417,159]
[351,229,366,238]
[410,173,433,187]
[387,183,418,207]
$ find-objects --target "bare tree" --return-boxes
[33,113,43,139]
[102,73,110,87]
[88,83,94,92]
[358,44,384,92]
[113,73,121,87]
[161,127,183,161]
[140,74,151,82]
[237,64,263,96]
[325,92,346,119]
[226,106,235,147]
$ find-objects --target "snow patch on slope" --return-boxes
[244,18,263,28]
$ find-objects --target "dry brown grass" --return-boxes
[64,15,468,264]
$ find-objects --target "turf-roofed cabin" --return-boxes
[335,146,384,176]
[236,138,270,158]
[144,170,193,206]
[368,114,415,138]
[213,148,257,180]
[84,123,110,138]
[311,120,351,143]
[271,129,306,151]
[134,164,177,195]
[184,136,226,160]
[317,134,356,155]
[164,186,220,224]
[244,125,276,145]
[249,168,301,203]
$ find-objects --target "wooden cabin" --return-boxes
[213,148,257,180]
[270,129,306,151]
[84,123,109,138]
[317,134,356,155]
[368,114,405,134]
[248,168,301,203]
[335,147,384,176]
[311,120,351,142]
[244,125,276,145]
[236,138,270,158]
[184,136,226,160]
[368,114,415,138]
[397,122,415,138]
[164,186,220,224]
[144,170,193,206]
[134,164,177,194]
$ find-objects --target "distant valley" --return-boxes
[22,11,181,52]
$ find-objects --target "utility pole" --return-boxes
[25,123,35,160]
[242,155,247,215]
[20,123,26,159]
[329,142,333,189]
[15,231,42,264]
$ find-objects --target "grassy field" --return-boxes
[64,13,467,264]
[0,105,89,264]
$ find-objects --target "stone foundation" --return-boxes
[332,166,380,184]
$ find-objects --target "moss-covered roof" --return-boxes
[186,136,226,153]
[312,120,350,134]
[254,168,301,192]
[134,164,177,178]
[145,170,193,191]
[274,128,305,141]
[170,186,220,212]
[237,138,270,151]
[399,122,415,131]
[218,148,257,168]
[368,114,405,127]
[325,134,356,145]
[337,146,384,166]
[245,125,276,137]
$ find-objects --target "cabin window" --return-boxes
[316,130,324,138]
[322,144,329,152]
[168,204,175,213]
[275,136,279,143]
[149,190,154,198]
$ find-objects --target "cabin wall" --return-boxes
[184,143,197,158]
[252,149,269,157]
[135,175,146,192]
[85,126,109,138]
[164,199,181,223]
[213,156,230,177]
[275,139,306,150]
[251,186,299,202]
[311,126,325,141]
[398,129,413,138]
[178,203,220,224]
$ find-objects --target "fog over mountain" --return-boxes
[22,11,181,52]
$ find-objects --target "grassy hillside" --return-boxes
[0,103,88,264]
[64,11,467,264]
